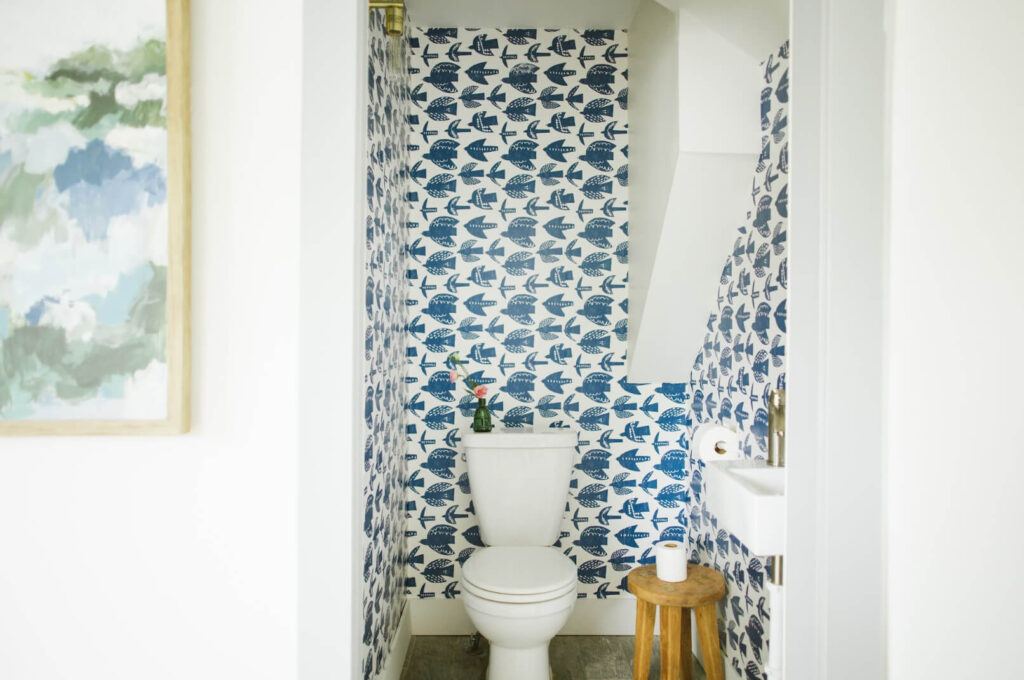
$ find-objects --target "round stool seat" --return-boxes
[627,564,725,608]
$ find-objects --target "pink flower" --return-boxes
[473,385,488,398]
[449,370,458,383]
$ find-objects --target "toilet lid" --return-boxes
[462,546,577,597]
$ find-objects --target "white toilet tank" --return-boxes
[463,429,577,546]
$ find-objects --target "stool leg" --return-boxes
[695,604,725,680]
[681,608,693,680]
[659,606,682,679]
[634,599,656,680]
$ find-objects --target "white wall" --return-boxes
[0,2,304,678]
[887,1,1024,677]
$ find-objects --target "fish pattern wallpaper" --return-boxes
[402,27,701,603]
[0,0,173,420]
[361,13,410,680]
[685,43,789,680]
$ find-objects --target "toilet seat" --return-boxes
[462,546,577,604]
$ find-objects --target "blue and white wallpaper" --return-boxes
[361,13,410,680]
[685,43,789,680]
[402,26,700,602]
[370,22,788,680]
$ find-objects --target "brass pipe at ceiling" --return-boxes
[368,1,404,37]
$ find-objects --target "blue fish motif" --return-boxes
[501,216,537,246]
[615,524,650,549]
[503,63,539,94]
[609,549,635,572]
[502,140,539,171]
[469,188,497,210]
[620,498,648,519]
[468,265,496,287]
[577,559,607,584]
[653,450,689,481]
[464,215,496,239]
[656,408,691,432]
[503,371,536,402]
[573,525,609,555]
[459,85,484,108]
[501,406,534,427]
[547,265,573,288]
[424,62,460,93]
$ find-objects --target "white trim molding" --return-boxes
[787,0,888,678]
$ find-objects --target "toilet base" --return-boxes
[486,643,551,680]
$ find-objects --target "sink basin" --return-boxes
[704,461,785,555]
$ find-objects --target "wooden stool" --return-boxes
[627,564,726,680]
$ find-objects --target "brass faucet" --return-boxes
[768,389,786,467]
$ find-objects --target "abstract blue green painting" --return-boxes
[0,0,190,433]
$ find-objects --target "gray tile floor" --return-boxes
[399,635,708,680]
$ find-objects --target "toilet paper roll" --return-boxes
[654,541,688,582]
[694,423,740,461]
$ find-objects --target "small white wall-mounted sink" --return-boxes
[705,461,785,555]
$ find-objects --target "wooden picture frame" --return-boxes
[0,0,191,435]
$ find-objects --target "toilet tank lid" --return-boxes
[462,428,577,449]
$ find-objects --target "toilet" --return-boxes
[460,429,578,680]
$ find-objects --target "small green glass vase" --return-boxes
[472,398,493,432]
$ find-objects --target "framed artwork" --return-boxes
[0,0,191,434]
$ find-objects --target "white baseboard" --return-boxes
[411,595,643,636]
[377,604,412,680]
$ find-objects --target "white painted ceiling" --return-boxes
[405,0,643,28]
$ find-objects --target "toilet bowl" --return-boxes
[460,429,579,680]
[461,546,577,680]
